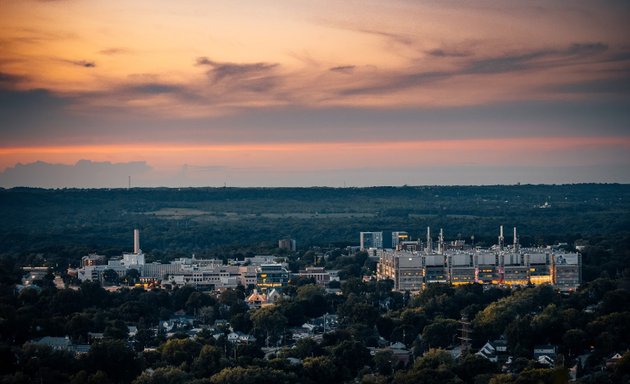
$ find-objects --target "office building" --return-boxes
[278,238,297,251]
[360,232,384,250]
[256,264,290,292]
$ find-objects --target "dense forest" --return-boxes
[1,185,629,383]
[1,257,629,383]
[1,184,629,266]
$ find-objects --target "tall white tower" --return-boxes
[134,228,140,254]
[498,225,505,250]
[425,227,433,254]
[123,228,145,266]
[438,228,445,254]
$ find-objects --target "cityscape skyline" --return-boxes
[1,1,629,187]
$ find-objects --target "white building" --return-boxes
[376,228,581,291]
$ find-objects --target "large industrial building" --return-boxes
[376,227,581,292]
[74,229,302,292]
[77,229,145,282]
[73,227,580,293]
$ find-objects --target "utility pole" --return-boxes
[459,315,473,356]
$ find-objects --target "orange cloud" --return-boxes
[1,1,628,116]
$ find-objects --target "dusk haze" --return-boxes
[1,0,629,187]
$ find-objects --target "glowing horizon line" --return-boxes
[1,136,629,156]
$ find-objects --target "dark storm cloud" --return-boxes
[238,76,278,92]
[118,81,204,103]
[184,164,227,172]
[195,57,213,66]
[463,50,553,74]
[355,29,414,46]
[66,59,96,68]
[0,88,94,146]
[551,76,630,95]
[74,80,204,109]
[1,83,629,146]
[0,160,152,188]
[426,49,471,58]
[609,50,630,62]
[194,100,630,142]
[329,65,356,74]
[127,83,186,94]
[340,71,449,95]
[567,42,608,56]
[99,48,131,55]
[341,42,614,96]
[195,57,278,83]
[211,62,276,81]
[0,72,27,88]
[462,42,609,74]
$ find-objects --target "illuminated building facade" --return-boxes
[376,227,581,291]
[448,253,475,285]
[378,248,580,291]
[391,231,410,249]
[476,252,500,284]
[527,253,553,285]
[377,252,423,291]
[424,255,448,284]
[256,264,290,292]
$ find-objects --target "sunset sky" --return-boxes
[1,0,629,187]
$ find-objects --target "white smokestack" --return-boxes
[134,229,140,254]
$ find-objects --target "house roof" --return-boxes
[246,290,267,303]
[32,336,71,348]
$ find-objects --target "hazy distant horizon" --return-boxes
[1,159,628,189]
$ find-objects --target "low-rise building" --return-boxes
[534,345,557,366]
[21,267,50,285]
[81,254,107,267]
[296,266,332,285]
[477,339,509,363]
[27,336,91,355]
